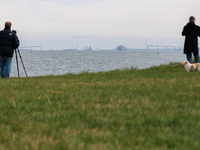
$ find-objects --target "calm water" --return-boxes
[10,50,186,77]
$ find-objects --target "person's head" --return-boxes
[5,21,12,28]
[189,16,195,22]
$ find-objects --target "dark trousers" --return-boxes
[186,52,200,63]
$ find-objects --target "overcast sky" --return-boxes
[1,0,200,50]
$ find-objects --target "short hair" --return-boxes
[5,22,12,28]
[189,16,195,21]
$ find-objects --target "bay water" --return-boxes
[10,50,186,77]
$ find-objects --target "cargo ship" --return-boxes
[117,45,127,51]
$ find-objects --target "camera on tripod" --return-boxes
[12,30,28,78]
[12,30,17,34]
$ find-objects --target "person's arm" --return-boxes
[182,26,186,36]
[198,27,200,37]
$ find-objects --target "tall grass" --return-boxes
[0,62,200,150]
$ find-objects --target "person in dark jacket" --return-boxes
[0,22,20,78]
[182,16,200,63]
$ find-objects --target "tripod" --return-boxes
[15,48,28,78]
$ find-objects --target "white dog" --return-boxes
[182,60,200,72]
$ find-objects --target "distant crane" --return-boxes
[81,46,92,51]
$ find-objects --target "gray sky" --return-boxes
[1,0,200,50]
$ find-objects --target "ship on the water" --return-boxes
[117,45,127,51]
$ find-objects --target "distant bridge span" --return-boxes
[19,46,41,50]
[148,45,182,50]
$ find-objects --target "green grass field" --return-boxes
[0,62,200,150]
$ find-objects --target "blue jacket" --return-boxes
[0,27,20,57]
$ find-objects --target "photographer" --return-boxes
[0,22,20,78]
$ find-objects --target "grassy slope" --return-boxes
[0,62,200,150]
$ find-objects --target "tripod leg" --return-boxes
[15,49,20,78]
[17,48,28,77]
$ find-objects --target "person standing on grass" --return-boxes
[182,16,200,63]
[0,21,19,78]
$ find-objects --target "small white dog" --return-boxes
[182,60,200,72]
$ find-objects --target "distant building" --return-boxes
[88,46,92,51]
[117,45,127,51]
